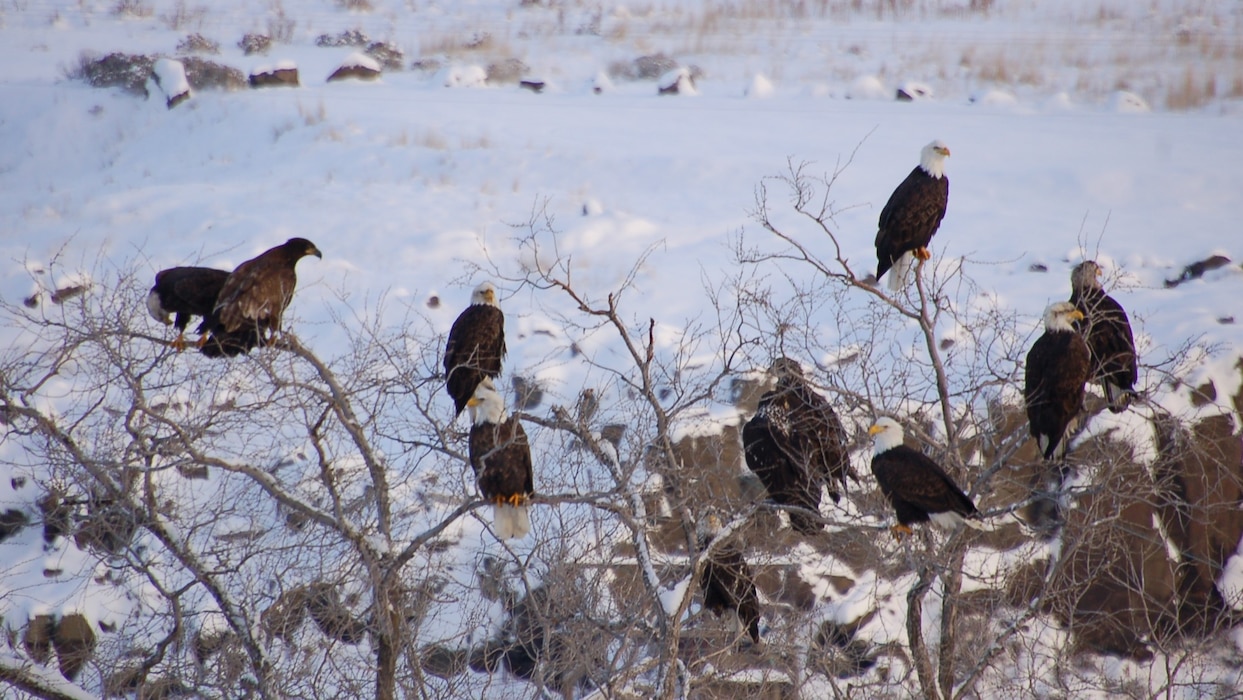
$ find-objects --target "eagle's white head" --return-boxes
[467,377,507,425]
[471,281,500,308]
[1042,301,1085,333]
[1071,260,1104,293]
[867,417,905,455]
[919,140,951,179]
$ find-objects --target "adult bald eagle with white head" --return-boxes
[867,417,983,536]
[445,281,506,418]
[467,377,534,540]
[1025,302,1091,461]
[875,140,951,291]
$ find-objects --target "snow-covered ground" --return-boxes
[1,0,1241,697]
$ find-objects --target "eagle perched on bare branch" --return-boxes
[146,266,229,351]
[445,281,506,417]
[742,358,853,535]
[200,238,321,358]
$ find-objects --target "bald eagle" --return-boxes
[1070,261,1138,413]
[742,358,853,535]
[875,140,950,291]
[868,417,983,536]
[468,378,533,540]
[146,266,229,351]
[697,512,761,644]
[1025,302,1091,460]
[200,238,322,358]
[445,282,506,417]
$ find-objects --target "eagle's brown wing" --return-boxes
[215,257,296,333]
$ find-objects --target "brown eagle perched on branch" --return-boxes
[445,281,506,417]
[1069,260,1138,413]
[875,140,950,291]
[146,266,230,351]
[200,238,322,358]
[468,378,533,540]
[742,358,854,535]
[867,417,983,537]
[697,512,761,644]
[1025,302,1091,461]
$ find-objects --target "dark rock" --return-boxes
[52,614,96,681]
[0,508,28,543]
[657,68,695,95]
[249,66,299,88]
[1029,262,1048,272]
[50,284,87,304]
[1165,254,1232,287]
[23,615,55,664]
[325,60,377,83]
[519,80,545,93]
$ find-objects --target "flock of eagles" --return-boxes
[145,140,1137,646]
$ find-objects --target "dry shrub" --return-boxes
[1166,67,1217,111]
[161,0,207,31]
[176,32,219,54]
[111,0,152,17]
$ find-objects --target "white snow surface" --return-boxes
[0,0,1242,697]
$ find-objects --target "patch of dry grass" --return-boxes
[1165,67,1217,111]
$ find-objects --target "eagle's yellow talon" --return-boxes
[891,524,914,539]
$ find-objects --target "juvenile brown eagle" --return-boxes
[875,140,950,291]
[445,281,506,417]
[868,417,983,537]
[200,238,321,357]
[468,378,533,540]
[742,358,853,535]
[1025,302,1091,460]
[697,511,761,644]
[146,266,229,351]
[1070,260,1138,413]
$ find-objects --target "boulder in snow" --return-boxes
[327,52,381,82]
[658,67,697,95]
[152,58,191,109]
[895,81,934,101]
[249,62,299,88]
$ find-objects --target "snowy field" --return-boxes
[1,0,1242,698]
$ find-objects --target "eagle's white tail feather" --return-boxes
[1104,382,1134,413]
[962,517,990,531]
[930,510,991,531]
[492,504,531,540]
[888,252,913,292]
